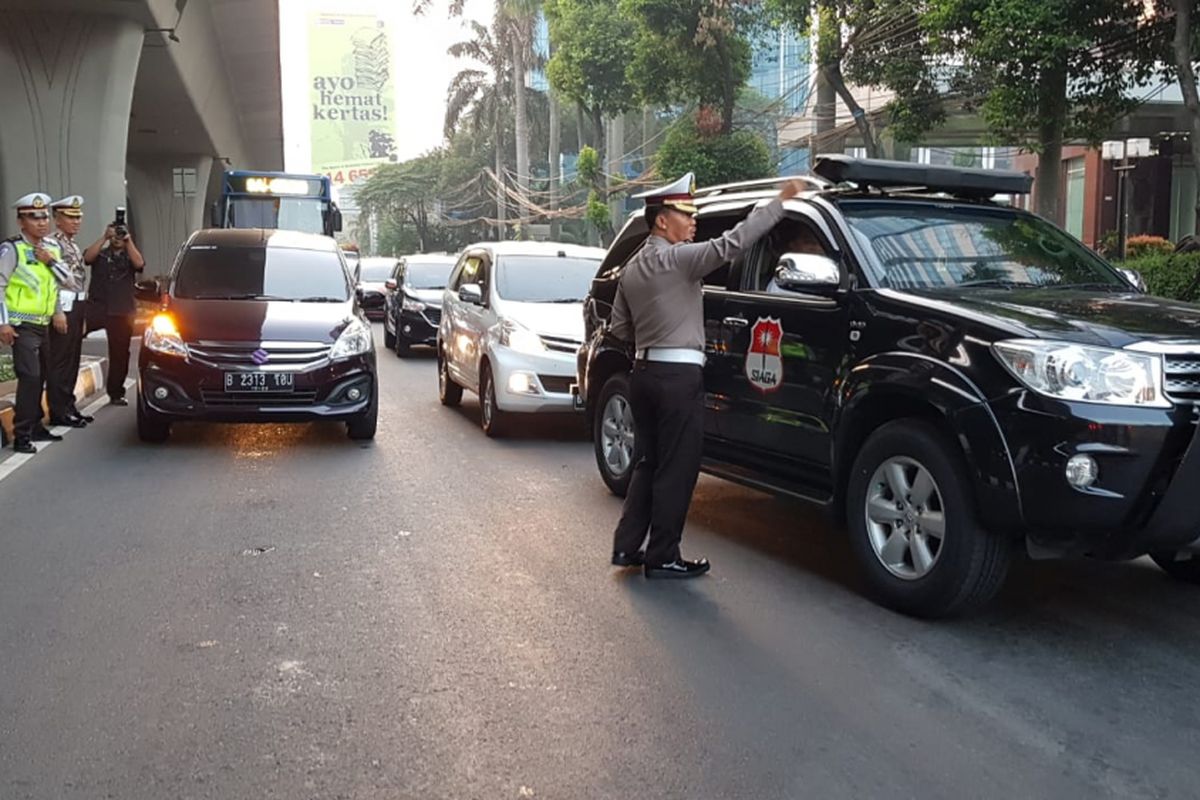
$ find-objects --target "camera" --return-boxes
[113,206,129,239]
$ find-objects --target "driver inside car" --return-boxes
[763,223,832,293]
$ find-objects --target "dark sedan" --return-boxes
[136,228,378,442]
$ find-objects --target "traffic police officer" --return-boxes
[609,173,806,578]
[0,193,80,453]
[45,195,93,427]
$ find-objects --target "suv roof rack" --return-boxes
[812,155,1033,198]
[694,174,828,198]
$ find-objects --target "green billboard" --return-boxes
[309,12,398,187]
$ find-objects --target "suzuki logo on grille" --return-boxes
[251,348,270,365]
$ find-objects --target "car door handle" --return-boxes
[723,316,749,328]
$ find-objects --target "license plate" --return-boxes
[224,372,295,392]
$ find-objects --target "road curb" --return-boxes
[0,356,109,447]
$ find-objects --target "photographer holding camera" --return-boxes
[84,207,144,405]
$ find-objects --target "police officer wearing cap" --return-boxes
[609,173,807,578]
[0,193,83,453]
[44,195,93,427]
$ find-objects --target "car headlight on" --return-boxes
[143,313,188,358]
[993,339,1169,407]
[499,319,545,355]
[402,294,426,312]
[330,318,373,360]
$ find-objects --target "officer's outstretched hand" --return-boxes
[777,179,809,201]
[0,324,16,346]
[53,313,67,335]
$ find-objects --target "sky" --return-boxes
[279,0,496,174]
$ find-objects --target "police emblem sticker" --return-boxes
[746,317,784,393]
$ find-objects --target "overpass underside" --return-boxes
[0,0,282,274]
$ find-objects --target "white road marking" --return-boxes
[0,378,135,484]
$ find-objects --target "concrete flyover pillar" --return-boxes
[0,11,143,244]
[127,155,214,278]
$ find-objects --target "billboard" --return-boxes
[308,12,398,187]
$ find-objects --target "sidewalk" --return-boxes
[0,355,109,447]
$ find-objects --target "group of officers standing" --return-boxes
[0,193,144,453]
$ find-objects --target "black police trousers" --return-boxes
[43,303,85,419]
[612,361,705,566]
[11,322,49,442]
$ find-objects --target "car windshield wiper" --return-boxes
[296,296,346,302]
[1045,282,1127,291]
[542,298,583,303]
[954,279,1041,289]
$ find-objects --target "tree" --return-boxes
[445,15,513,237]
[768,0,928,158]
[544,0,639,168]
[1161,0,1200,234]
[499,0,544,222]
[624,0,759,135]
[912,0,1159,221]
[655,113,772,186]
[356,152,448,253]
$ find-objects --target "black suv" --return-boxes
[136,229,378,442]
[577,156,1200,617]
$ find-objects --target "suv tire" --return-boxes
[394,332,411,358]
[346,384,378,440]
[136,398,171,443]
[480,364,508,438]
[593,372,637,497]
[1149,551,1200,583]
[845,420,1010,618]
[438,347,463,407]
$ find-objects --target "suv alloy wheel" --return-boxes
[438,346,463,407]
[593,373,636,497]
[480,364,508,437]
[846,420,1011,617]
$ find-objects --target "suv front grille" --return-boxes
[200,389,320,407]
[187,341,331,371]
[1164,354,1200,404]
[541,334,582,355]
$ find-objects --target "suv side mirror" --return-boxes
[458,283,484,305]
[385,278,398,291]
[134,278,162,303]
[774,253,841,292]
[1119,268,1147,293]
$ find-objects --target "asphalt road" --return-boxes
[2,325,1200,799]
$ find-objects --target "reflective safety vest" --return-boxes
[4,238,61,325]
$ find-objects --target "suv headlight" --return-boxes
[499,319,545,355]
[144,313,188,358]
[993,339,1169,407]
[402,294,426,312]
[331,318,373,359]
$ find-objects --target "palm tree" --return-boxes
[445,16,512,238]
[499,0,542,220]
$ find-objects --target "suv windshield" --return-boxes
[496,256,600,303]
[360,262,395,282]
[175,245,351,301]
[406,261,454,290]
[840,201,1129,291]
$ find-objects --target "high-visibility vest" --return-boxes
[4,238,61,325]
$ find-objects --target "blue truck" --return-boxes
[210,170,343,237]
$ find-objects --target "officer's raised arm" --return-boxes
[672,179,809,281]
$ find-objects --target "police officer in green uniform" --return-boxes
[0,193,80,453]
